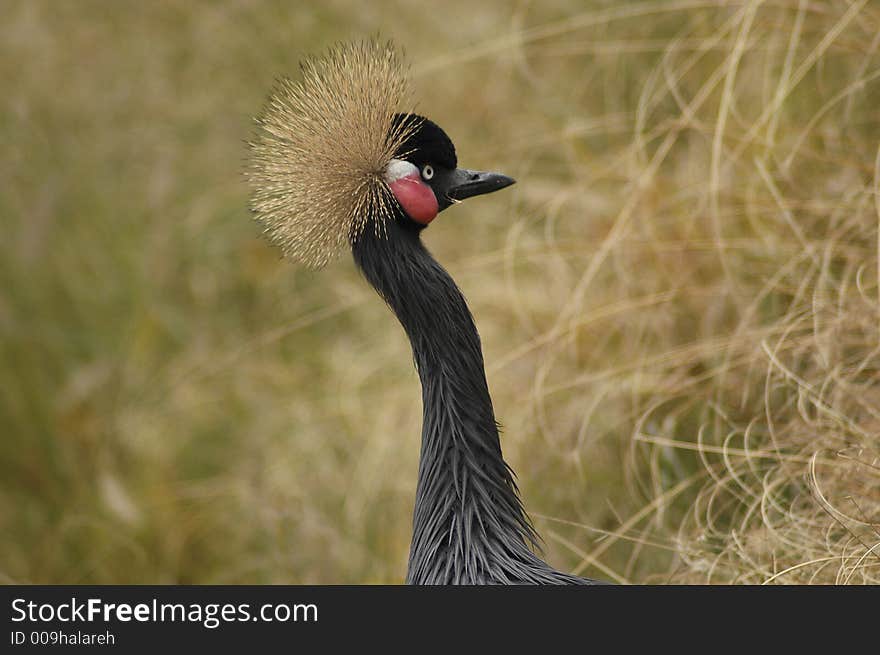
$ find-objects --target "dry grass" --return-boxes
[1,0,878,584]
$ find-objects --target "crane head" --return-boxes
[384,114,515,227]
[246,40,514,268]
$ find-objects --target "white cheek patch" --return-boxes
[384,158,420,183]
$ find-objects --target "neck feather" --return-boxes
[351,217,554,584]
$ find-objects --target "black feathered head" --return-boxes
[247,41,514,266]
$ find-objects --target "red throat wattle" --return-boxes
[385,159,439,225]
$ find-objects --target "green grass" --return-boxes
[2,0,879,584]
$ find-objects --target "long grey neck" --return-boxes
[351,217,547,584]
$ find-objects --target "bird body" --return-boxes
[248,41,603,585]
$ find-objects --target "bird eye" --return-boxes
[421,164,434,181]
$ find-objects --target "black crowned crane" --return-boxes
[247,41,603,585]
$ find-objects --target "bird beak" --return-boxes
[445,168,516,203]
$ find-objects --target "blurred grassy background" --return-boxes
[2,0,878,584]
